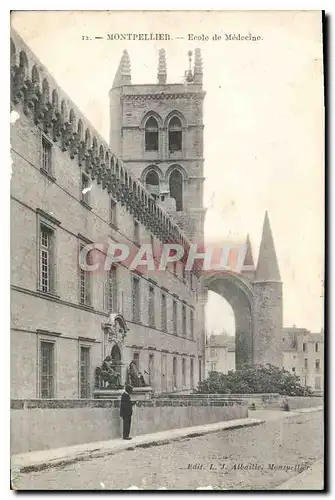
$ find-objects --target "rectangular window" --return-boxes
[134,220,140,245]
[107,266,117,312]
[161,293,167,332]
[315,376,321,390]
[173,357,177,389]
[81,173,90,205]
[182,305,187,336]
[315,359,320,373]
[182,358,186,386]
[190,310,194,340]
[173,300,178,335]
[132,276,140,322]
[80,346,90,399]
[110,198,117,227]
[40,341,54,398]
[173,261,177,275]
[210,347,217,357]
[190,358,194,387]
[148,285,155,327]
[41,136,52,174]
[79,245,91,306]
[303,343,307,352]
[40,225,54,293]
[315,343,319,352]
[199,358,202,382]
[211,363,217,371]
[304,358,308,369]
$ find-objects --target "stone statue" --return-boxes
[127,360,147,387]
[95,355,122,389]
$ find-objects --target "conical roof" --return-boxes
[243,233,255,268]
[255,212,281,281]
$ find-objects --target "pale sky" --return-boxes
[11,11,324,335]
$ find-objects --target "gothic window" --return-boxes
[145,117,159,151]
[145,170,160,198]
[169,169,183,211]
[168,116,182,152]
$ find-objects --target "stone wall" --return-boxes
[11,398,248,455]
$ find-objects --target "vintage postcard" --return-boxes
[10,10,324,491]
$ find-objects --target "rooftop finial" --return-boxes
[185,50,194,83]
[193,48,203,84]
[112,50,131,88]
[157,48,167,84]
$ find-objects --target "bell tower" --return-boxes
[109,48,206,243]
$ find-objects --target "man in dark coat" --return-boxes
[120,384,135,440]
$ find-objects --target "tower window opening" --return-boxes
[169,169,183,211]
[145,117,159,151]
[168,117,182,152]
[145,170,160,199]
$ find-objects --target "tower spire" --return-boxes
[157,48,167,84]
[255,211,281,281]
[193,48,203,84]
[112,50,131,88]
[243,233,255,268]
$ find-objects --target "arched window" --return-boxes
[169,169,183,211]
[168,117,182,152]
[145,170,160,198]
[145,117,159,151]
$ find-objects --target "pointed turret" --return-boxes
[112,50,131,88]
[244,234,255,267]
[255,212,281,281]
[157,48,167,84]
[193,48,203,84]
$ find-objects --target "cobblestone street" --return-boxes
[13,412,323,490]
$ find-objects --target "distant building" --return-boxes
[205,334,235,375]
[281,327,324,395]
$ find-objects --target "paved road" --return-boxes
[13,412,323,491]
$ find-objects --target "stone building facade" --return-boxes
[10,28,287,403]
[205,334,235,376]
[281,327,324,395]
[10,31,206,399]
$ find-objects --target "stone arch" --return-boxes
[141,164,164,183]
[165,163,188,182]
[204,271,254,369]
[140,110,163,129]
[164,110,187,129]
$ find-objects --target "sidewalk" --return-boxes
[11,417,264,473]
[11,405,323,475]
[276,459,324,490]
